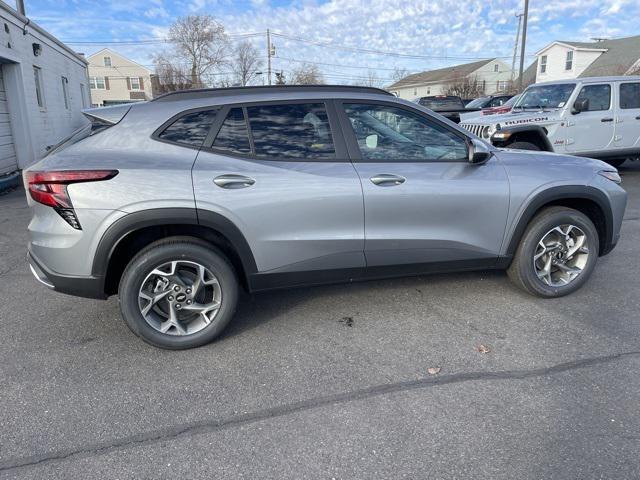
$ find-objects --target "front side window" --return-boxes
[620,83,640,109]
[33,66,45,108]
[343,103,467,162]
[212,107,251,154]
[247,103,336,159]
[575,84,611,111]
[540,55,547,74]
[158,109,219,147]
[565,51,573,70]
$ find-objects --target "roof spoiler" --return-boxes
[81,104,133,125]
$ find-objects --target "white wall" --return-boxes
[536,44,603,83]
[391,59,513,100]
[0,2,89,169]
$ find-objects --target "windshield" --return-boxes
[465,97,490,109]
[418,96,465,110]
[514,84,576,109]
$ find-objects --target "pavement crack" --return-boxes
[1,350,639,472]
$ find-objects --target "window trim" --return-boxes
[151,106,223,151]
[201,99,349,162]
[333,99,472,164]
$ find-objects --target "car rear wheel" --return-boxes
[507,207,599,297]
[119,237,238,349]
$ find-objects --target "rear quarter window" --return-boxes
[158,109,220,147]
[620,83,640,109]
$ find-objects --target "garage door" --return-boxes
[0,66,18,175]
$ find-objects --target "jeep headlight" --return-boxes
[482,126,492,138]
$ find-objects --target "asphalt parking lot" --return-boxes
[1,163,640,479]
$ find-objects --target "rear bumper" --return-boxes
[27,251,107,300]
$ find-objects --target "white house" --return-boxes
[87,48,154,107]
[532,35,640,84]
[387,58,513,100]
[0,0,90,178]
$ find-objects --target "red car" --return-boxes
[482,94,520,116]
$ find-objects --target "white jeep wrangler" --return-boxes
[460,76,640,168]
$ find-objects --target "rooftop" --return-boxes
[386,59,498,90]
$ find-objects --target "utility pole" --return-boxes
[517,0,529,91]
[266,29,272,86]
[510,14,523,87]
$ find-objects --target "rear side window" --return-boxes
[158,109,219,147]
[247,103,336,159]
[620,83,640,109]
[575,84,611,111]
[212,107,251,154]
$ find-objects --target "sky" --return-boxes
[8,0,640,86]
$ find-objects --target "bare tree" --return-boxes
[158,15,229,89]
[359,70,382,88]
[152,54,193,94]
[444,74,484,98]
[274,71,286,85]
[391,67,409,83]
[230,40,264,86]
[290,64,324,85]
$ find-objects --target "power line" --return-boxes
[271,32,535,60]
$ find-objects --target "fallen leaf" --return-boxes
[339,316,354,327]
[427,367,441,375]
[477,344,491,354]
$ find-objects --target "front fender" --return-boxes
[491,125,553,151]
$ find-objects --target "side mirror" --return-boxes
[572,98,589,114]
[468,138,492,164]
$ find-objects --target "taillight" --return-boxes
[26,170,118,229]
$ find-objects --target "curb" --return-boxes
[0,171,21,195]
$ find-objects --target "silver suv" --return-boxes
[25,86,627,349]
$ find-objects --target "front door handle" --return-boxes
[601,118,614,122]
[635,115,640,120]
[370,174,406,186]
[213,174,255,189]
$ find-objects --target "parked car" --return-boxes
[482,94,521,115]
[459,76,640,167]
[25,85,627,349]
[465,94,514,110]
[414,95,480,123]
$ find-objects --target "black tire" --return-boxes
[507,141,542,151]
[507,207,599,298]
[604,158,626,168]
[118,236,238,349]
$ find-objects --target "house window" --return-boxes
[33,66,45,109]
[540,55,547,74]
[130,77,140,90]
[494,64,499,72]
[104,56,112,67]
[80,84,87,108]
[565,51,573,70]
[497,81,507,91]
[61,76,70,109]
[414,87,417,96]
[90,76,105,89]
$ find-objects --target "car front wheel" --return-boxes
[119,237,238,349]
[507,207,599,297]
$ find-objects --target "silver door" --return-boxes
[338,101,510,267]
[566,83,615,153]
[192,102,364,274]
[615,81,640,150]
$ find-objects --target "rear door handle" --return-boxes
[636,116,640,120]
[601,118,614,122]
[213,174,255,189]
[370,174,406,186]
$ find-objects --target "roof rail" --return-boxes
[151,84,393,102]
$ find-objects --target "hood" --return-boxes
[459,109,564,127]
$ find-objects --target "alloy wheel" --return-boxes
[137,260,222,336]
[533,224,589,287]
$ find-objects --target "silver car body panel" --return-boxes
[24,87,627,293]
